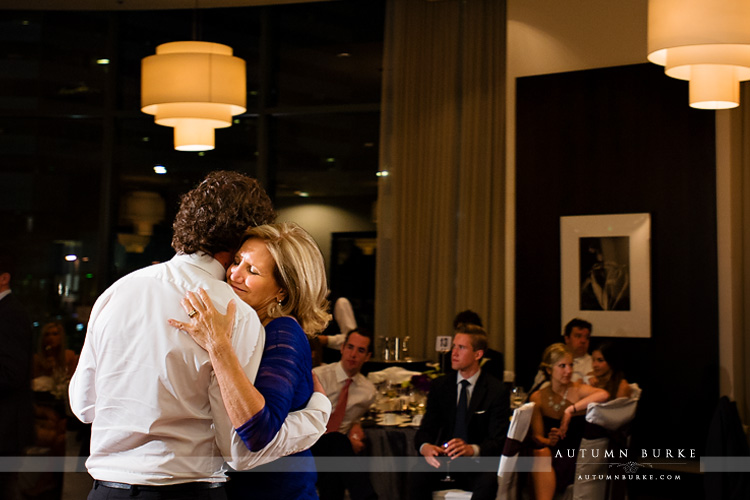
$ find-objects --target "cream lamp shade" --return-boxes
[141,41,246,151]
[647,0,750,109]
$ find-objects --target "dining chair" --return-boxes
[568,386,643,500]
[496,401,536,500]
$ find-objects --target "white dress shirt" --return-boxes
[573,353,593,383]
[69,253,330,485]
[324,297,358,350]
[312,361,376,434]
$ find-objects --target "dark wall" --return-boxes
[515,63,718,451]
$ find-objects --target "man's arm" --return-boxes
[69,296,108,423]
[213,389,331,470]
[414,376,447,454]
[0,300,32,392]
[477,381,511,457]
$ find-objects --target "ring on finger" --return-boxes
[188,309,198,318]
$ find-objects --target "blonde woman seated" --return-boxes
[529,343,608,500]
[169,222,329,500]
[589,341,632,400]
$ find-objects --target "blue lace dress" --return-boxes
[228,316,317,500]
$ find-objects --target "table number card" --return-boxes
[435,336,452,352]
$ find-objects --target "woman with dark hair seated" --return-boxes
[529,343,608,500]
[589,341,632,400]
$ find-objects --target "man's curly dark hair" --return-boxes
[171,171,276,255]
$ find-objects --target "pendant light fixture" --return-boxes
[141,40,246,151]
[647,0,750,110]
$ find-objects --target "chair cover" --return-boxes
[432,489,473,499]
[585,397,638,432]
[571,387,642,500]
[497,402,536,500]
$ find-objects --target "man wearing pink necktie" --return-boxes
[312,329,378,500]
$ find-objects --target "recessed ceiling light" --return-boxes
[294,191,310,198]
[65,254,78,262]
[153,165,167,174]
[376,170,389,177]
[96,58,110,65]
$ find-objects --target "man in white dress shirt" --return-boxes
[69,171,331,500]
[312,328,378,500]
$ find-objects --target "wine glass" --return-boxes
[440,441,454,482]
[510,385,526,410]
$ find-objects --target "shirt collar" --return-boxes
[456,368,481,387]
[172,252,226,281]
[0,289,10,302]
[335,361,356,384]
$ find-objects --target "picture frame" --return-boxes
[560,213,651,338]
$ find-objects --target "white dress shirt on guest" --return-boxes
[573,353,593,383]
[69,253,330,486]
[323,297,358,350]
[313,361,376,434]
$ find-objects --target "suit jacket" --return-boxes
[414,370,510,457]
[0,292,34,455]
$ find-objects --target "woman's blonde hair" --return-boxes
[242,222,330,335]
[539,342,573,380]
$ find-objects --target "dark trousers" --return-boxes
[311,432,377,500]
[408,457,498,500]
[87,480,227,500]
[0,472,21,500]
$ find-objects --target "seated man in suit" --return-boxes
[411,324,511,500]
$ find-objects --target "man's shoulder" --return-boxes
[312,362,336,378]
[428,374,455,393]
[354,371,376,390]
[479,370,506,393]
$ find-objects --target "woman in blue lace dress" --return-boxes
[169,222,329,499]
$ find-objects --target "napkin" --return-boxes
[367,366,423,385]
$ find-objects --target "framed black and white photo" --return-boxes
[560,213,651,338]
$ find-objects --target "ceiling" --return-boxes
[0,0,329,10]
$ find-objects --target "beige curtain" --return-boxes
[376,0,507,361]
[724,85,750,424]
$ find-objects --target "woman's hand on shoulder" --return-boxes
[168,288,236,352]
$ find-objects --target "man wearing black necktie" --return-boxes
[411,324,510,500]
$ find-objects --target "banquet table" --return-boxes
[363,423,419,500]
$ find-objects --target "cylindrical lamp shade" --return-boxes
[647,0,750,109]
[141,41,246,151]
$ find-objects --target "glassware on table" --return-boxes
[381,337,391,360]
[510,386,526,410]
[401,336,411,361]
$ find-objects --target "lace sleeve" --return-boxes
[235,317,313,451]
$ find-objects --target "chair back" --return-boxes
[585,395,639,432]
[497,402,535,500]
[571,388,643,500]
